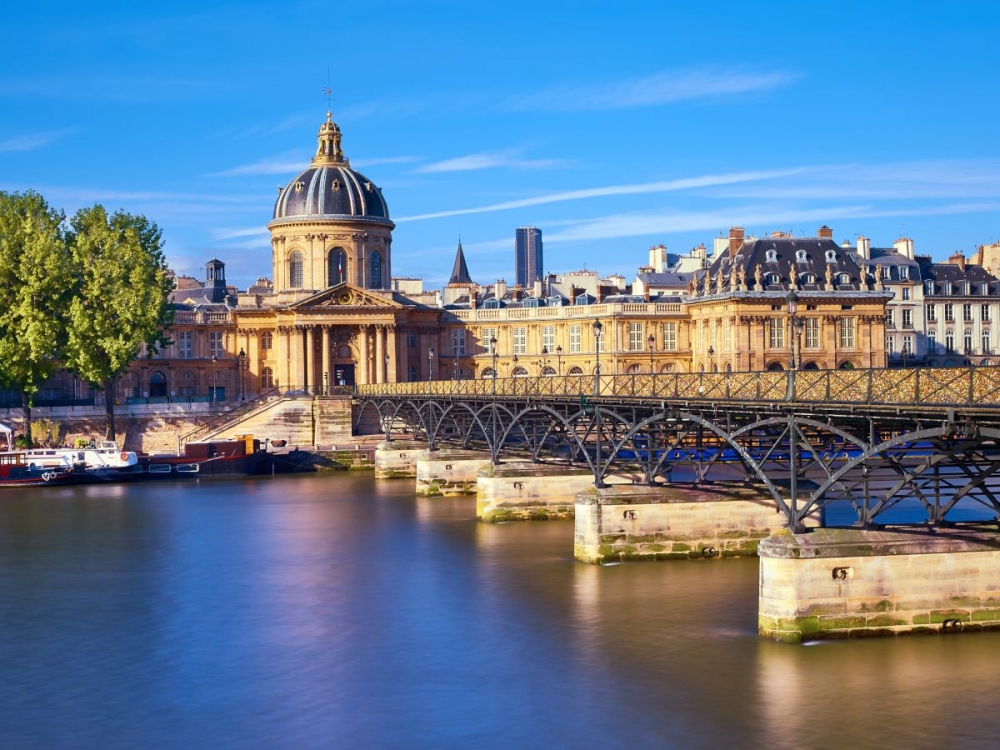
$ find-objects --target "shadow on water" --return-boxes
[2,473,1000,749]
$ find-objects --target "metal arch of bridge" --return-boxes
[358,369,1000,530]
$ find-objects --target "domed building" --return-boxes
[231,113,443,392]
[269,112,394,302]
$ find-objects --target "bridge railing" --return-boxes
[357,366,1000,409]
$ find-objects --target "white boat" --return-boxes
[24,442,139,475]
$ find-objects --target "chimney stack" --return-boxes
[893,237,915,260]
[728,227,745,255]
[818,225,833,239]
[495,278,507,299]
[857,236,871,260]
[949,251,967,271]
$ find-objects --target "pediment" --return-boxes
[291,283,404,310]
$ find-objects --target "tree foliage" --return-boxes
[0,191,73,441]
[63,205,174,439]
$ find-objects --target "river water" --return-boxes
[2,473,1000,749]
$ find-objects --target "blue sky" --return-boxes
[3,0,999,290]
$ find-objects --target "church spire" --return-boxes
[448,239,473,285]
[312,111,349,167]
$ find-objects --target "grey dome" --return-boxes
[273,165,390,222]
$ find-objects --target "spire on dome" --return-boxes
[312,111,348,167]
[448,239,473,285]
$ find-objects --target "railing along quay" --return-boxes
[357,366,1000,414]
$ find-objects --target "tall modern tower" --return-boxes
[515,227,543,289]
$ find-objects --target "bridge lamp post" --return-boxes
[786,289,803,371]
[428,346,434,382]
[648,333,655,373]
[708,346,715,372]
[593,320,603,397]
[556,345,562,375]
[490,336,498,396]
[541,346,549,375]
[453,349,459,381]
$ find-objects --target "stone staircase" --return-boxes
[189,396,357,447]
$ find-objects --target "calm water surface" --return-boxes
[2,473,1000,749]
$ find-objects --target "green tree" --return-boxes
[63,205,174,440]
[0,190,73,444]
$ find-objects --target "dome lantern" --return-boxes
[312,111,347,167]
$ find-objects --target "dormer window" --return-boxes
[522,297,540,308]
[882,266,891,279]
[900,266,909,280]
[802,272,816,284]
[765,249,778,262]
[294,181,304,192]
[925,281,934,294]
[332,179,341,191]
[483,298,503,309]
[767,273,781,284]
[796,249,808,262]
[839,273,851,284]
[825,250,837,262]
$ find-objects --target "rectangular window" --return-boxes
[450,329,466,355]
[209,331,224,358]
[629,322,645,351]
[945,304,954,322]
[928,333,937,354]
[569,324,581,353]
[542,325,555,353]
[769,318,784,349]
[407,365,419,382]
[513,327,527,355]
[983,304,991,323]
[965,332,974,353]
[902,309,912,328]
[984,331,991,354]
[886,309,894,327]
[900,266,909,280]
[481,327,497,354]
[407,330,417,348]
[964,304,973,322]
[596,326,605,353]
[887,336,895,355]
[901,287,910,301]
[840,318,856,348]
[946,333,954,352]
[926,304,937,322]
[804,318,819,349]
[662,322,677,351]
[903,336,912,354]
[723,319,732,352]
[178,331,193,359]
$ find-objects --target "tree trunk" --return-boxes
[104,377,117,441]
[20,389,32,447]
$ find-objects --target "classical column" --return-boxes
[277,326,291,391]
[358,325,370,384]
[375,325,386,384]
[292,326,305,390]
[387,324,398,383]
[321,325,331,394]
[305,326,316,392]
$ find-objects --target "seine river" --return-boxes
[3,473,1000,749]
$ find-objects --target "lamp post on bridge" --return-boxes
[238,348,247,400]
[490,336,498,397]
[648,333,655,373]
[540,346,549,375]
[556,345,563,375]
[593,320,603,397]
[210,355,217,405]
[428,346,435,383]
[708,346,715,372]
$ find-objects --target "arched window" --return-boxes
[767,362,786,371]
[511,366,528,377]
[625,364,642,374]
[481,367,495,379]
[568,366,584,375]
[659,363,675,373]
[328,247,348,286]
[542,366,557,376]
[289,250,304,288]
[261,367,275,389]
[260,331,273,350]
[149,371,167,398]
[370,250,383,288]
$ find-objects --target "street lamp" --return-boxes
[490,336,498,396]
[708,345,715,372]
[786,288,805,371]
[453,348,459,381]
[556,345,563,375]
[541,346,549,375]
[593,320,603,396]
[210,354,217,404]
[428,346,435,382]
[385,354,391,383]
[238,348,247,400]
[648,333,655,373]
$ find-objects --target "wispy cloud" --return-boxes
[395,168,805,222]
[414,150,566,174]
[504,67,800,112]
[0,127,76,153]
[541,202,1000,245]
[211,226,270,241]
[208,152,418,177]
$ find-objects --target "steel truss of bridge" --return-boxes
[356,368,1000,530]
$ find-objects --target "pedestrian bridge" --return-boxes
[356,367,1000,531]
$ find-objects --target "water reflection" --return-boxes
[3,474,1000,748]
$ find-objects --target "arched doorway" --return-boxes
[149,371,167,398]
[767,362,786,371]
